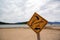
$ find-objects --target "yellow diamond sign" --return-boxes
[27,12,48,33]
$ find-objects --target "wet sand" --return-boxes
[0,27,60,40]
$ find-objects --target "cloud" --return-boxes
[0,0,60,23]
[51,0,60,2]
[38,0,60,22]
[0,0,26,23]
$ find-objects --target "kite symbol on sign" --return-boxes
[30,16,40,26]
[35,16,40,30]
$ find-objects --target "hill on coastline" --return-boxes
[0,21,60,25]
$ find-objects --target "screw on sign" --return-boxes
[27,12,48,33]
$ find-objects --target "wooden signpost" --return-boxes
[27,12,48,40]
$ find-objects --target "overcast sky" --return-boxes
[0,0,60,23]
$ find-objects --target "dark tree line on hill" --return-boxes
[0,21,60,25]
[0,22,27,24]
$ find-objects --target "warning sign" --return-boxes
[27,12,48,33]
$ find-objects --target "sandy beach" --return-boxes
[0,27,60,40]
